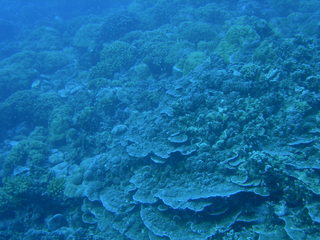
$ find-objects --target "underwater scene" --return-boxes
[0,0,320,239]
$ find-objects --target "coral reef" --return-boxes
[100,11,140,41]
[1,0,320,239]
[90,40,137,78]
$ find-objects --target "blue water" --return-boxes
[0,0,320,239]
